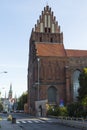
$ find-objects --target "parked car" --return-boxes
[3,111,7,114]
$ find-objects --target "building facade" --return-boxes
[2,84,17,112]
[27,5,87,115]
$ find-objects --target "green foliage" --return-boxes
[67,102,86,118]
[47,102,87,118]
[0,117,2,121]
[47,105,68,116]
[0,103,3,112]
[47,105,59,116]
[78,68,87,100]
[81,95,87,107]
[59,107,68,116]
[17,91,28,110]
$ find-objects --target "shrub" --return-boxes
[67,102,85,117]
[0,117,2,121]
[59,107,68,116]
[47,105,68,116]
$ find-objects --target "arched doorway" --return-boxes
[72,70,80,101]
[47,86,57,104]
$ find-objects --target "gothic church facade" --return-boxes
[28,5,87,114]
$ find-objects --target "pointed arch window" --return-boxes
[48,28,51,33]
[45,28,47,33]
[47,86,57,104]
[50,38,53,42]
[40,37,42,42]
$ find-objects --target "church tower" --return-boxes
[30,5,63,43]
[28,5,87,115]
[28,5,66,115]
[8,84,12,99]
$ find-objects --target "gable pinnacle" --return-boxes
[46,1,48,6]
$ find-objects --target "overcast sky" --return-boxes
[0,0,87,98]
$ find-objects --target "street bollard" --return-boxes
[12,117,16,124]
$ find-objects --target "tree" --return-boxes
[67,102,83,117]
[17,91,28,110]
[0,102,3,112]
[78,68,87,100]
[81,96,87,107]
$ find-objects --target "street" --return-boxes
[17,119,80,130]
[0,113,82,130]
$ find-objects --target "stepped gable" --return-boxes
[31,5,63,43]
[33,5,60,33]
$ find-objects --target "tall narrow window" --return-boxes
[40,37,42,42]
[50,38,53,42]
[48,28,51,33]
[45,28,47,33]
[47,86,57,104]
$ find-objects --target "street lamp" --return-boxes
[3,71,7,73]
[0,71,8,101]
[0,71,8,74]
[37,58,40,101]
[28,72,32,113]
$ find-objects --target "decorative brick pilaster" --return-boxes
[65,66,71,104]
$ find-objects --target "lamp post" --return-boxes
[0,71,7,74]
[28,72,32,113]
[0,71,7,102]
[37,58,40,101]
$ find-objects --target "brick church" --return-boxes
[28,5,87,115]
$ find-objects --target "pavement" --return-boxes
[0,120,20,130]
[40,117,87,129]
[0,116,87,130]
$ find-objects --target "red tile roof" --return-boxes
[35,43,66,57]
[35,43,87,57]
[66,49,87,57]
